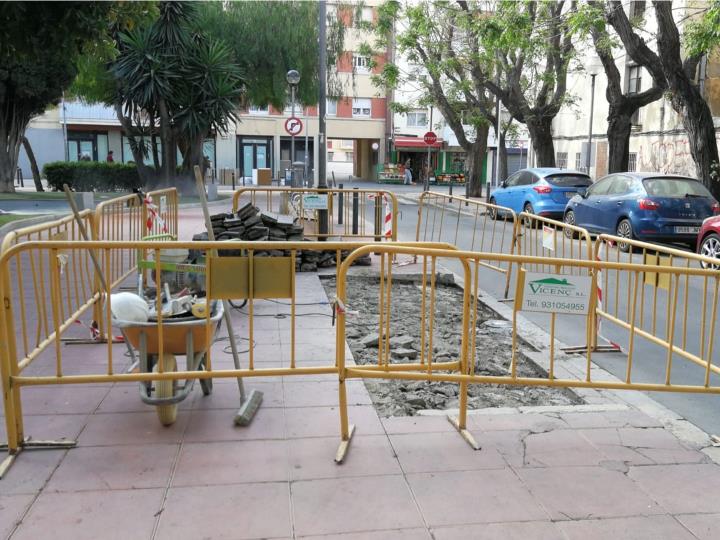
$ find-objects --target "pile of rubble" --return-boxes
[193,202,371,271]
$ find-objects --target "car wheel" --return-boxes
[616,219,634,253]
[699,233,720,269]
[522,203,535,228]
[488,197,498,220]
[563,210,576,239]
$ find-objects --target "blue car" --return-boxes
[564,172,720,251]
[489,168,593,221]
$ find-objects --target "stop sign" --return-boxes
[423,131,437,145]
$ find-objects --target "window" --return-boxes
[248,104,268,115]
[406,110,428,128]
[608,176,634,195]
[575,152,583,171]
[67,131,109,162]
[352,98,371,117]
[518,171,537,186]
[361,6,373,23]
[556,152,568,169]
[326,99,337,116]
[630,0,646,19]
[628,152,637,172]
[546,174,592,187]
[627,65,642,94]
[353,54,370,73]
[587,176,616,196]
[504,171,522,187]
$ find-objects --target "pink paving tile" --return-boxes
[0,494,34,539]
[578,428,654,466]
[617,427,691,450]
[469,412,568,432]
[46,444,178,491]
[12,488,163,540]
[20,413,90,442]
[517,466,663,520]
[381,415,456,434]
[407,469,548,527]
[559,410,663,429]
[96,384,194,413]
[156,483,291,540]
[285,405,384,438]
[289,435,401,480]
[635,446,710,465]
[172,439,289,486]
[675,513,720,540]
[389,432,506,473]
[191,380,284,409]
[472,429,529,468]
[183,406,285,442]
[292,475,424,536]
[557,515,696,540]
[283,380,372,407]
[523,429,607,467]
[432,521,563,540]
[0,449,66,495]
[78,410,190,446]
[299,529,432,540]
[20,386,111,415]
[628,464,720,514]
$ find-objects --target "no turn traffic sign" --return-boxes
[423,131,438,145]
[285,117,303,136]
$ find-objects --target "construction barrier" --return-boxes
[232,187,398,241]
[0,239,449,474]
[593,234,720,374]
[415,191,518,297]
[333,244,720,460]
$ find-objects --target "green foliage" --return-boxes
[686,0,720,57]
[43,162,141,192]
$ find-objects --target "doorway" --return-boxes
[238,137,272,180]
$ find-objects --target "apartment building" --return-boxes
[17,1,389,185]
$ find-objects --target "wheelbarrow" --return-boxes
[117,300,223,426]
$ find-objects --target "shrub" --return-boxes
[43,161,142,192]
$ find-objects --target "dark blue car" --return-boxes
[564,172,720,251]
[489,168,592,221]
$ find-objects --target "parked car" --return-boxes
[564,172,720,252]
[489,168,593,221]
[697,215,720,268]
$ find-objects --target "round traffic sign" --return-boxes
[285,117,303,136]
[423,131,437,145]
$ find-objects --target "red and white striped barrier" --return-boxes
[144,195,168,234]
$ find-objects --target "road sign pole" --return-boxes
[424,106,433,192]
[291,85,296,187]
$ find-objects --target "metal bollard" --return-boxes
[352,188,359,235]
[449,180,453,203]
[338,183,344,225]
[374,192,382,242]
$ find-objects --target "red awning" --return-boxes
[393,136,443,149]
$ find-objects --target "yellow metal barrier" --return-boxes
[416,191,518,297]
[231,186,398,241]
[0,239,451,474]
[145,187,179,239]
[333,244,720,461]
[514,212,594,274]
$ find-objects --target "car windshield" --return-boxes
[642,177,712,198]
[545,174,592,187]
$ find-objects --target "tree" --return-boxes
[0,2,112,193]
[605,1,720,195]
[21,137,43,192]
[372,1,498,197]
[480,1,577,167]
[571,2,665,173]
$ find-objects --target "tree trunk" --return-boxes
[606,108,633,173]
[113,102,155,187]
[157,99,176,188]
[22,136,44,191]
[525,117,555,167]
[465,124,489,198]
[498,128,508,182]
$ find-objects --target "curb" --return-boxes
[0,214,59,240]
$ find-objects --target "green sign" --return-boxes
[521,272,591,315]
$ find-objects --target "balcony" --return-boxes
[61,100,120,126]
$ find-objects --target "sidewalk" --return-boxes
[2,266,720,539]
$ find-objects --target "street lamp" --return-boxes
[586,57,602,173]
[286,69,300,185]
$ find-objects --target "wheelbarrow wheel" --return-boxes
[153,353,178,426]
[199,356,213,396]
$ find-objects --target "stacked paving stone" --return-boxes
[192,202,371,271]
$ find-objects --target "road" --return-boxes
[359,182,720,435]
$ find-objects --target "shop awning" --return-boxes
[393,136,444,149]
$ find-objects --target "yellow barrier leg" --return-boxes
[448,381,480,450]
[335,376,356,464]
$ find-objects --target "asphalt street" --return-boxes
[360,181,720,436]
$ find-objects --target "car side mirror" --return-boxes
[500,181,507,189]
[578,187,588,198]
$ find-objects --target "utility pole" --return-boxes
[318,0,328,237]
[424,106,433,192]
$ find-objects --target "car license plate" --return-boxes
[565,192,574,199]
[674,226,699,234]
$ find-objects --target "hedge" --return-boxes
[43,161,142,192]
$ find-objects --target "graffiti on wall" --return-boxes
[637,138,696,177]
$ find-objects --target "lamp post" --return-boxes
[586,58,602,173]
[286,69,300,186]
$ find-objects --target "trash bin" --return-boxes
[292,161,305,188]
